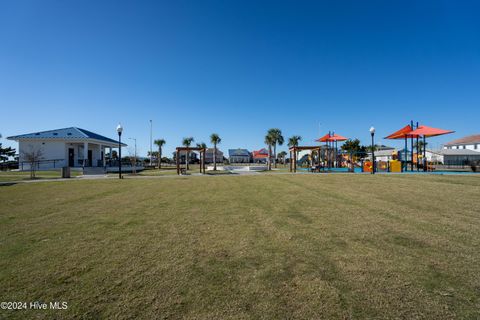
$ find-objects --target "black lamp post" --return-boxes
[369,126,376,174]
[116,124,123,179]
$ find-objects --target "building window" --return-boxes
[475,144,478,150]
[463,145,466,149]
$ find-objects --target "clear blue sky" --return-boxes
[1,0,479,156]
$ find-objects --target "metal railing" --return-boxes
[19,159,66,171]
[105,159,144,167]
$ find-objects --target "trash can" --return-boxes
[61,166,71,178]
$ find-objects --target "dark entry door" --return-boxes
[88,150,93,167]
[68,148,74,167]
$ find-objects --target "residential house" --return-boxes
[373,149,397,162]
[252,148,269,163]
[228,149,251,163]
[204,148,224,164]
[443,134,480,151]
[440,149,480,166]
[173,150,199,163]
[398,148,444,163]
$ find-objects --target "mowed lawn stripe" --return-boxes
[0,174,479,319]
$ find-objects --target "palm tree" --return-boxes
[210,133,221,171]
[265,134,275,170]
[267,128,284,168]
[288,135,302,165]
[154,139,166,169]
[278,151,287,165]
[287,135,302,148]
[415,140,428,154]
[182,137,194,170]
[196,142,207,149]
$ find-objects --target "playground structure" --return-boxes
[316,132,348,169]
[385,122,454,172]
[175,146,206,174]
[289,132,355,173]
[289,145,322,173]
[288,123,454,174]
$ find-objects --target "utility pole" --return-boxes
[149,120,153,166]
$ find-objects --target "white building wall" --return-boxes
[444,144,479,151]
[18,140,67,170]
[17,140,107,170]
[426,151,444,163]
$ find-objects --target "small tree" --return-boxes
[0,142,16,163]
[210,133,221,171]
[341,139,368,160]
[128,149,137,175]
[21,145,43,179]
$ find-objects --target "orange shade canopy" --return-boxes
[385,124,454,139]
[316,133,348,142]
[384,125,416,139]
[329,134,348,141]
[316,133,331,142]
[408,125,454,137]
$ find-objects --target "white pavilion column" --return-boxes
[83,142,88,167]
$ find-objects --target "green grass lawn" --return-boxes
[0,170,82,182]
[1,174,479,319]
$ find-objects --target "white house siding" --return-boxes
[444,144,479,152]
[229,156,250,163]
[19,140,67,170]
[77,143,102,166]
[426,151,443,163]
[18,140,106,170]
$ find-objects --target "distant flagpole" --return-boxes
[149,120,153,166]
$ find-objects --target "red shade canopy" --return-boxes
[329,134,348,141]
[384,125,416,139]
[408,125,454,137]
[385,124,454,139]
[316,133,348,142]
[316,133,331,142]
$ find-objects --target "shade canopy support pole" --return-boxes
[423,135,427,172]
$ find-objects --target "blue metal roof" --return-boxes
[228,149,250,156]
[7,127,126,146]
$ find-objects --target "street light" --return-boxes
[149,120,153,167]
[369,126,376,174]
[116,124,123,179]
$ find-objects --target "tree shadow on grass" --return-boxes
[0,182,18,187]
